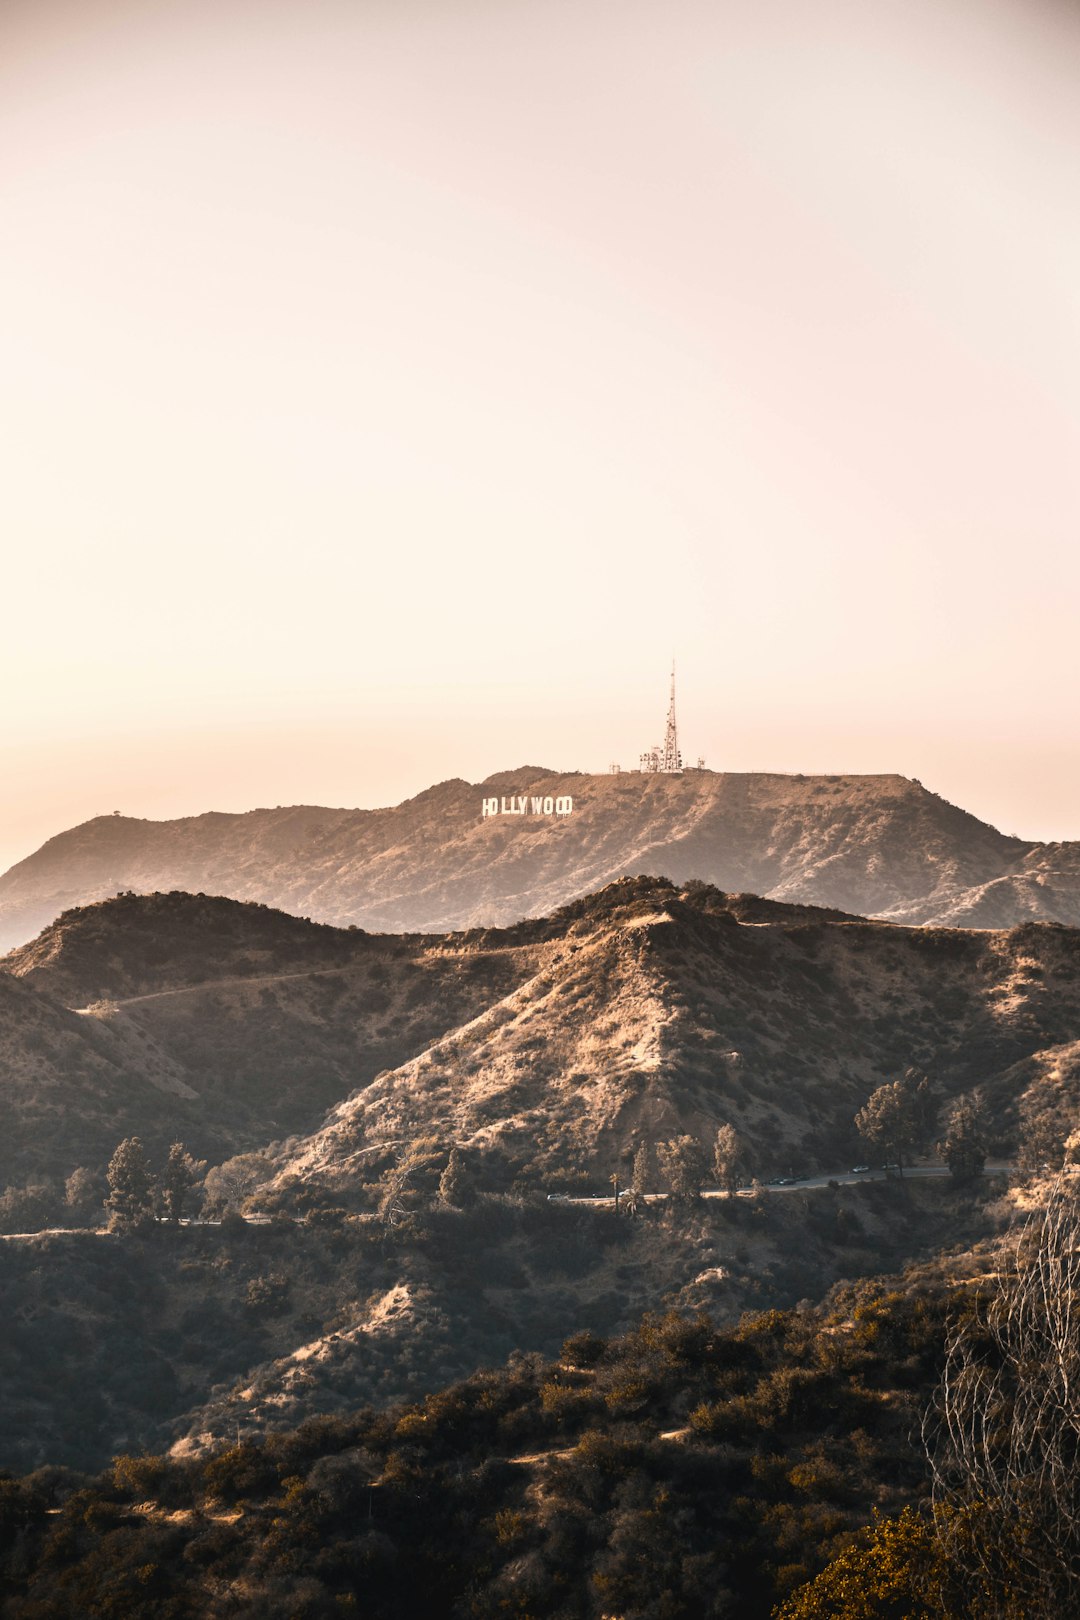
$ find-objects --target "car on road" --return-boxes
[850,1164,871,1174]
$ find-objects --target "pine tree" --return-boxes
[161,1142,206,1223]
[938,1091,988,1185]
[631,1141,652,1196]
[656,1136,707,1206]
[438,1147,474,1208]
[713,1123,745,1194]
[105,1137,154,1230]
[854,1071,933,1175]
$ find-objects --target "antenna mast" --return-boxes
[661,660,681,772]
[640,661,685,772]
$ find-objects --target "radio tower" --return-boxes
[662,660,682,773]
[640,661,684,772]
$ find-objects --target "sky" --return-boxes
[2,0,1079,872]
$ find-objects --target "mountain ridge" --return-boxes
[3,768,1078,952]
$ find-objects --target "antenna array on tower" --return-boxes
[639,661,685,774]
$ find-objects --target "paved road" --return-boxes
[749,1161,1017,1192]
[559,1161,1019,1205]
[0,1164,1025,1240]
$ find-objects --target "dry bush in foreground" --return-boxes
[927,1178,1080,1615]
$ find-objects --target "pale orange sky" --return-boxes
[2,0,1079,872]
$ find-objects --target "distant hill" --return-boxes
[4,768,1080,951]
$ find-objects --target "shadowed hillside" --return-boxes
[4,768,1080,950]
[0,893,540,1184]
[0,1175,1001,1474]
[0,971,203,1186]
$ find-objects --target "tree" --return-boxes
[713,1123,746,1194]
[105,1137,154,1230]
[630,1141,653,1196]
[0,1181,61,1236]
[656,1136,707,1206]
[1018,1095,1069,1174]
[160,1142,206,1223]
[64,1166,103,1226]
[202,1153,273,1215]
[775,1507,953,1619]
[438,1147,475,1208]
[854,1071,933,1175]
[926,1179,1080,1614]
[937,1092,987,1186]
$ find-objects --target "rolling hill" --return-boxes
[268,876,1080,1198]
[4,768,1080,952]
[3,877,1079,1477]
[8,877,1080,1196]
[0,892,540,1185]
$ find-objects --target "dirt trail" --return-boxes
[71,943,531,1015]
[72,964,372,1014]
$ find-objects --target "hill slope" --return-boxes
[0,893,541,1185]
[0,970,203,1186]
[267,877,1080,1197]
[7,878,1080,1193]
[3,768,1080,950]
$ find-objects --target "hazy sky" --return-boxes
[3,0,1079,871]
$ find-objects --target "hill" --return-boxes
[0,970,202,1187]
[269,876,1080,1198]
[0,1240,1009,1619]
[1,877,1071,1500]
[6,878,1080,1195]
[4,768,1080,951]
[0,892,540,1186]
[0,1176,1000,1474]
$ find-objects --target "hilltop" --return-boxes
[7,879,1080,1196]
[3,768,1080,951]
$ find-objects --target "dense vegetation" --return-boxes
[5,878,1080,1613]
[0,1174,1005,1475]
[0,1279,959,1618]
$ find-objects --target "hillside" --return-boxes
[3,768,1080,951]
[271,877,1080,1198]
[0,893,540,1186]
[1,876,1073,1508]
[0,1231,1030,1620]
[0,971,203,1186]
[0,1177,1000,1474]
[7,878,1080,1196]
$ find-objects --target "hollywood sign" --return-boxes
[482,795,574,817]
